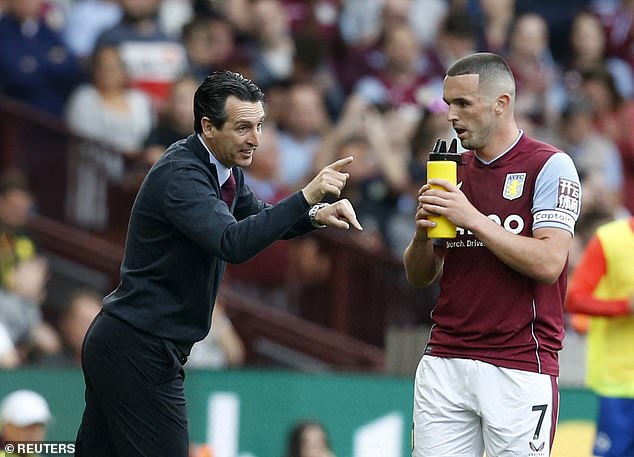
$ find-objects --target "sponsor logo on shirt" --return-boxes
[455,213,526,238]
[444,239,486,248]
[557,178,581,215]
[502,173,526,200]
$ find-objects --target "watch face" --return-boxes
[309,203,327,227]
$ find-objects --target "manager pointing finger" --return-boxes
[75,71,362,457]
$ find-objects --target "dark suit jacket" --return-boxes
[104,134,314,348]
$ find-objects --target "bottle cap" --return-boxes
[429,138,462,164]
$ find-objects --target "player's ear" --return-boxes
[495,94,511,115]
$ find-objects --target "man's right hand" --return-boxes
[301,156,353,206]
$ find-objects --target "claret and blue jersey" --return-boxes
[426,132,582,376]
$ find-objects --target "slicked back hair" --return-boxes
[446,52,516,99]
[193,70,264,133]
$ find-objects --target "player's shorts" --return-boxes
[413,355,559,457]
[593,396,634,457]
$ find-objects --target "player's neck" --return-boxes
[476,123,521,163]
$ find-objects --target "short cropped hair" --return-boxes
[446,52,516,98]
[193,70,264,133]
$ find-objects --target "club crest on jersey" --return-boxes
[502,173,526,200]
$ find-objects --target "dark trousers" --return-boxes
[75,311,189,457]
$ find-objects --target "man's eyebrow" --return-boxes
[235,116,265,126]
[444,96,470,104]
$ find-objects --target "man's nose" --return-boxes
[447,106,458,122]
[247,127,260,146]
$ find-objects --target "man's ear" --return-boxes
[496,94,511,115]
[202,117,214,137]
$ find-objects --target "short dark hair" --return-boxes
[193,70,264,133]
[0,169,31,196]
[442,11,477,40]
[581,66,623,107]
[446,52,515,97]
[285,420,331,457]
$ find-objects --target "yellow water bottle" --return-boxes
[426,138,461,238]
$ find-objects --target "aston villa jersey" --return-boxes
[425,133,581,376]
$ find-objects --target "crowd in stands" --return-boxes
[0,0,633,369]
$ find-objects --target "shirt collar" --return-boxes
[197,134,231,185]
[475,130,523,165]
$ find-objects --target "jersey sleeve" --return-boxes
[532,152,582,234]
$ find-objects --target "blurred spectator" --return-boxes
[0,172,59,362]
[425,11,478,76]
[0,390,51,452]
[382,0,449,48]
[280,0,341,44]
[244,0,295,90]
[242,125,290,202]
[567,207,615,278]
[284,419,335,457]
[0,171,36,290]
[193,0,252,38]
[504,12,564,130]
[0,322,19,368]
[408,97,459,189]
[157,0,193,39]
[277,82,330,189]
[513,0,591,62]
[65,45,154,155]
[592,0,634,73]
[62,0,122,61]
[338,0,448,49]
[338,0,384,47]
[581,66,634,215]
[37,288,102,366]
[0,0,82,116]
[187,299,245,369]
[95,0,188,110]
[0,171,59,363]
[473,0,516,54]
[333,0,448,95]
[64,45,154,230]
[0,171,54,335]
[259,81,292,127]
[566,215,634,457]
[291,32,346,121]
[556,96,624,218]
[144,74,197,167]
[0,256,61,365]
[352,25,437,117]
[181,15,237,82]
[562,11,634,101]
[313,96,410,250]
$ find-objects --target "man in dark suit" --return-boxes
[74,70,362,457]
